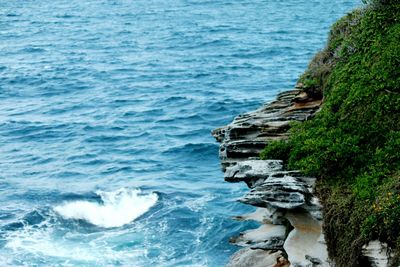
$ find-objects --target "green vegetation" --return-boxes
[261,1,400,265]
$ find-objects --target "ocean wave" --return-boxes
[20,47,46,53]
[162,143,218,157]
[54,188,158,228]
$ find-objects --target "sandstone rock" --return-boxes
[362,240,394,267]
[226,248,289,267]
[232,208,271,223]
[240,175,312,210]
[302,196,324,221]
[233,207,285,225]
[211,90,322,170]
[213,90,329,267]
[224,160,283,185]
[230,223,286,250]
[284,211,329,267]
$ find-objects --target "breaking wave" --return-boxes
[54,188,158,228]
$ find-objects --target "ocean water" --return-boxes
[0,0,359,266]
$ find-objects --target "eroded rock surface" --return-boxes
[212,90,321,170]
[233,207,285,225]
[362,241,394,267]
[284,211,329,267]
[212,90,330,267]
[230,223,286,250]
[226,248,289,267]
[224,160,283,186]
[240,173,312,209]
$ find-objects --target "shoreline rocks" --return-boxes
[226,248,289,267]
[212,89,395,266]
[212,89,328,267]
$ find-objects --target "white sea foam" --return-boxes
[54,188,158,228]
[3,221,148,266]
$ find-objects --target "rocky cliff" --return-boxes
[212,90,330,266]
[212,88,396,266]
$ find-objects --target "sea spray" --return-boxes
[54,188,158,228]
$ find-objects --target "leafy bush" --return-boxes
[297,8,364,98]
[363,0,400,7]
[260,139,291,162]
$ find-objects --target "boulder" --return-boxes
[230,223,286,250]
[240,175,312,210]
[226,248,289,267]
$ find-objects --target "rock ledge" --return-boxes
[213,90,328,267]
[213,90,393,266]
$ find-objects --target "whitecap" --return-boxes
[54,188,158,228]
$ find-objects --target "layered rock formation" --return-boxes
[212,90,329,267]
[212,90,321,171]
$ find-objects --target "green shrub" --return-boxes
[297,8,364,98]
[363,0,400,8]
[260,139,291,162]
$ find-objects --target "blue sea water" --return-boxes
[0,0,360,266]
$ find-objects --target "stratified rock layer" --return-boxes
[213,90,329,267]
[212,90,321,171]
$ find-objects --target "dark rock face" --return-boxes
[212,90,330,267]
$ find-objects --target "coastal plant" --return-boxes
[297,8,363,99]
[362,0,400,8]
[260,139,291,163]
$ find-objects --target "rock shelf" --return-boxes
[212,90,328,267]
